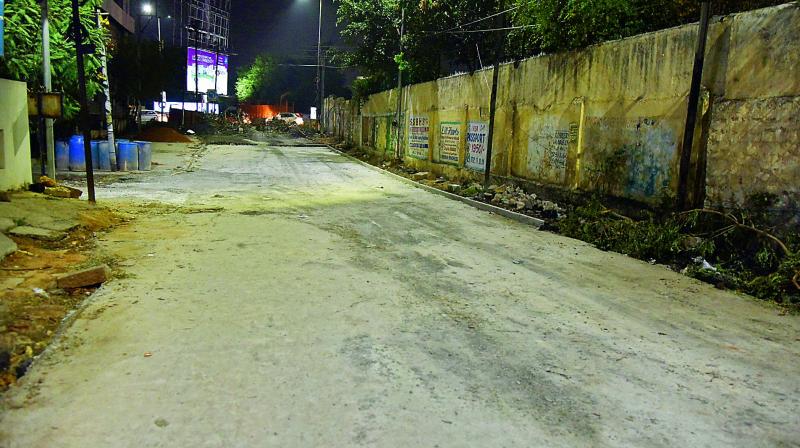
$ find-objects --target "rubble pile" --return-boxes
[468,183,565,219]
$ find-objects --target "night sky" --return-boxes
[229,0,341,71]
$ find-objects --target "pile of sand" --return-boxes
[134,126,193,143]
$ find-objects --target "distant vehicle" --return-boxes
[139,109,158,123]
[272,112,304,126]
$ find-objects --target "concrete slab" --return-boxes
[8,226,66,241]
[0,217,15,233]
[0,192,89,233]
[0,233,17,260]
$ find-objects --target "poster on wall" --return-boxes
[466,121,489,171]
[438,122,461,165]
[408,115,430,160]
[187,48,229,96]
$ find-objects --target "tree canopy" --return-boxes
[234,53,348,111]
[335,0,788,97]
[1,0,109,119]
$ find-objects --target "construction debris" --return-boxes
[44,186,83,199]
[56,264,110,289]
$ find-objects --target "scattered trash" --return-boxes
[144,352,153,357]
[185,129,196,135]
[693,256,717,272]
[512,259,524,265]
[32,287,50,299]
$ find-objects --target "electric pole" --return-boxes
[71,0,96,203]
[394,7,405,160]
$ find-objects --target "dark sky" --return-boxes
[229,0,341,70]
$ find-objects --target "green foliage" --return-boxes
[336,0,502,96]
[557,196,800,306]
[235,55,276,102]
[1,0,109,119]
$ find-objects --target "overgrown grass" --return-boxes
[557,197,800,306]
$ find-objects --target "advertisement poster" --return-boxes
[466,121,488,171]
[408,115,430,160]
[187,48,229,95]
[438,122,461,165]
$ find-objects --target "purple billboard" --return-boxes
[187,47,229,96]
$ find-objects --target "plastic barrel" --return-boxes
[68,135,85,171]
[97,141,112,171]
[111,139,129,170]
[55,141,69,171]
[90,141,101,170]
[135,141,152,171]
[116,141,139,171]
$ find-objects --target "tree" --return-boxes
[235,55,276,102]
[335,0,506,96]
[0,0,109,119]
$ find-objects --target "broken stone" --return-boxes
[447,184,462,193]
[56,264,110,289]
[411,172,430,181]
[39,175,58,187]
[44,186,82,199]
[9,226,66,241]
[0,233,17,260]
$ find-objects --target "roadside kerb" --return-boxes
[321,144,544,228]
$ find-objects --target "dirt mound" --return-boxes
[134,126,192,143]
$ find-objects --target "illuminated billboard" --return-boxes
[187,47,228,96]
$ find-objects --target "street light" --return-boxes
[141,3,153,14]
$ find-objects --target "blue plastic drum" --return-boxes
[90,140,101,170]
[55,141,69,171]
[135,141,152,171]
[97,141,112,171]
[68,135,85,171]
[116,141,139,171]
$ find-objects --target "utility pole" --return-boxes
[483,9,505,189]
[71,0,96,203]
[316,0,322,128]
[97,10,116,169]
[677,1,710,210]
[321,55,326,131]
[213,41,219,116]
[394,7,405,160]
[195,27,199,115]
[41,0,56,178]
[136,13,143,130]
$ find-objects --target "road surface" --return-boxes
[2,136,798,447]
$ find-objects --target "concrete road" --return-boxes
[2,138,799,447]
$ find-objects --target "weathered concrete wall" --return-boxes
[0,79,33,191]
[704,5,800,215]
[335,3,799,210]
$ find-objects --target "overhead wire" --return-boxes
[424,5,521,35]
